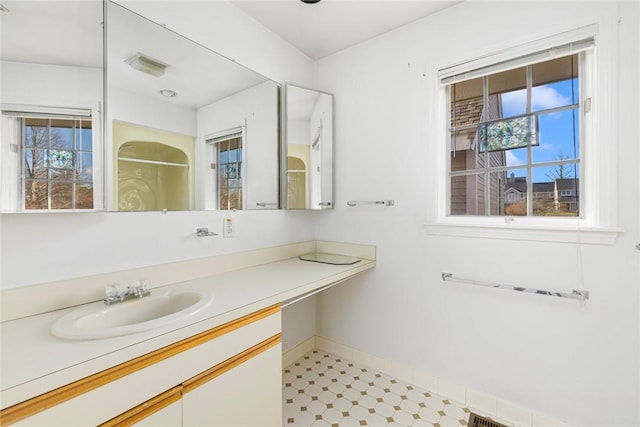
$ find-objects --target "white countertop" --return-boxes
[0,255,374,408]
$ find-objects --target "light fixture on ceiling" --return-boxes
[300,0,321,3]
[125,53,168,77]
[159,89,177,98]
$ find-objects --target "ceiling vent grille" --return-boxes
[125,53,168,77]
[468,412,510,427]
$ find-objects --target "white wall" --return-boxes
[314,2,639,425]
[1,61,102,110]
[108,86,196,137]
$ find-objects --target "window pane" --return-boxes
[532,81,576,112]
[488,171,507,216]
[531,55,579,112]
[78,153,93,181]
[219,150,228,164]
[532,162,578,183]
[50,120,74,149]
[451,127,478,154]
[533,109,579,163]
[219,187,229,209]
[504,169,527,216]
[228,148,238,163]
[450,173,486,216]
[25,149,48,179]
[218,164,227,183]
[76,122,93,151]
[24,180,48,209]
[50,168,75,181]
[24,125,33,147]
[531,164,579,217]
[50,182,73,209]
[491,67,526,118]
[75,183,94,209]
[24,123,47,148]
[504,147,527,167]
[228,188,242,210]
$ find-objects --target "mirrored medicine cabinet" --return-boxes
[1,1,335,213]
[106,1,282,212]
[0,0,104,211]
[0,0,281,213]
[283,84,334,210]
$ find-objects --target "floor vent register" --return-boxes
[468,412,510,427]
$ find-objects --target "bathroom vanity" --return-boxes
[0,242,375,426]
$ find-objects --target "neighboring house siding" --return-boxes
[450,95,506,215]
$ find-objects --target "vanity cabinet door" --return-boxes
[182,343,282,427]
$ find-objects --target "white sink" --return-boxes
[50,289,214,340]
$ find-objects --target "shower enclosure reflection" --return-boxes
[114,121,194,211]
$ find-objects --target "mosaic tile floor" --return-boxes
[283,349,472,426]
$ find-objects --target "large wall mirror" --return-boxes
[0,1,104,212]
[284,84,334,210]
[106,1,280,212]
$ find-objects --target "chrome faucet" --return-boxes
[104,280,151,305]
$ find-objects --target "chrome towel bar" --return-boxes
[441,272,589,301]
[347,200,394,207]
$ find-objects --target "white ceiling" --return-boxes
[0,1,103,68]
[231,0,461,60]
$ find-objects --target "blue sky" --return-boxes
[500,78,579,182]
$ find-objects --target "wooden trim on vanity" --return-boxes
[99,334,281,427]
[98,385,183,427]
[0,304,281,426]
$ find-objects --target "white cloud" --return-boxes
[500,85,570,113]
[501,89,526,114]
[505,149,524,166]
[532,86,570,110]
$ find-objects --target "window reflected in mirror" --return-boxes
[208,131,244,210]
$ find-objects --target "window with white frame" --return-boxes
[1,109,95,210]
[440,33,594,219]
[206,129,244,210]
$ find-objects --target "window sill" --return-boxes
[424,220,622,245]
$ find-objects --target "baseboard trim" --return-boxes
[282,336,316,368]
